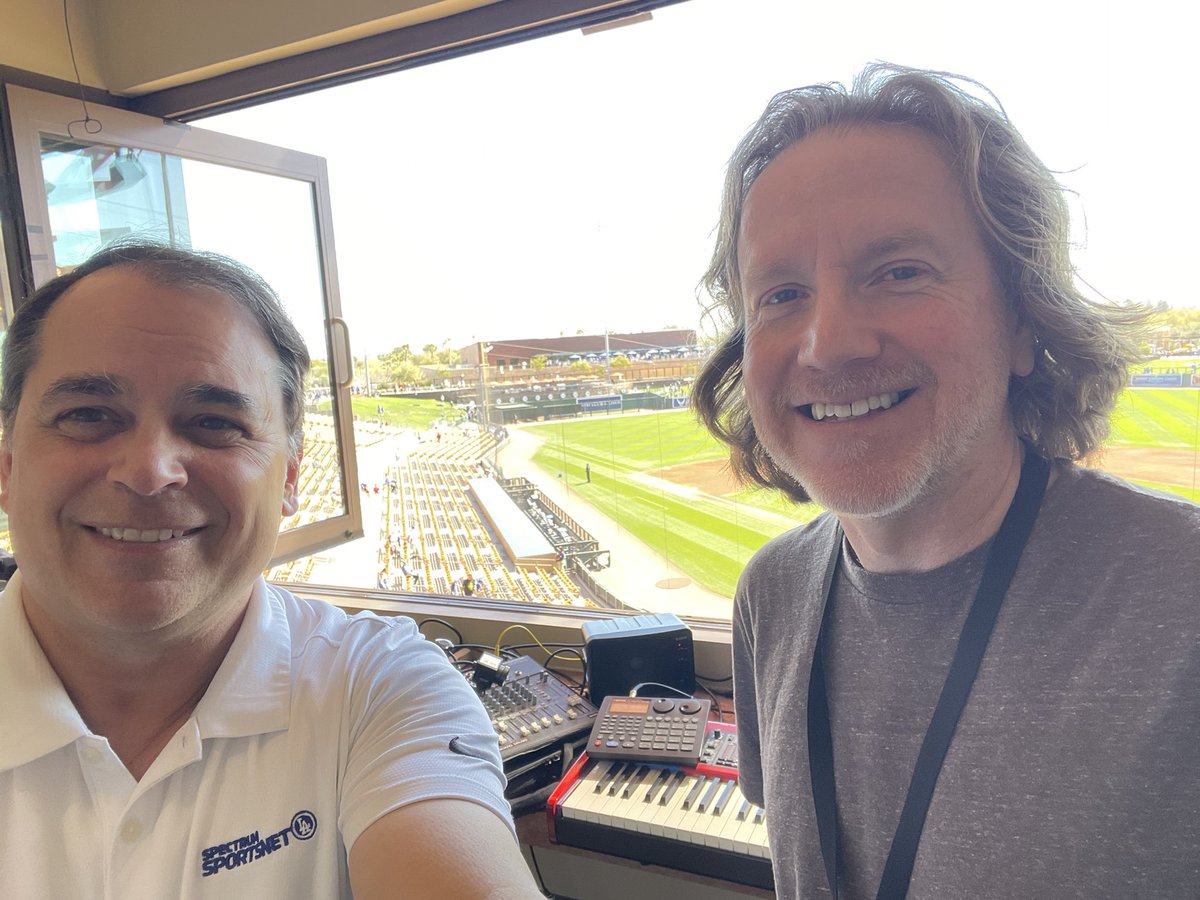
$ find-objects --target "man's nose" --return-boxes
[797,288,882,370]
[107,427,189,496]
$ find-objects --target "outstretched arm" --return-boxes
[349,798,544,899]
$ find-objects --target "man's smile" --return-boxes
[89,525,203,543]
[801,389,914,421]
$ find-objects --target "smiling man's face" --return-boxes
[0,266,300,647]
[738,124,1033,520]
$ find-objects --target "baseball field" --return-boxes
[526,388,1200,597]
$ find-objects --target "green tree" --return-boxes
[530,354,548,370]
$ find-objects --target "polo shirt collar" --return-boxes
[193,577,292,739]
[0,572,90,772]
[0,575,293,772]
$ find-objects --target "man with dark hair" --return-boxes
[694,66,1199,898]
[0,244,542,898]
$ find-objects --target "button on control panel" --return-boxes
[587,696,711,765]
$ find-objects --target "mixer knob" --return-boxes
[553,714,564,724]
[530,722,542,732]
[566,709,578,719]
[540,716,552,727]
[519,726,530,737]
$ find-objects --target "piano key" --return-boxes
[712,779,738,816]
[696,776,723,813]
[600,761,632,795]
[621,765,651,798]
[659,770,687,806]
[681,775,706,810]
[642,767,670,804]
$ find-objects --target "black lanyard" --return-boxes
[807,451,1050,900]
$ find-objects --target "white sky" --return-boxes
[203,0,1197,356]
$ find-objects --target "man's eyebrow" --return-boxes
[183,383,259,413]
[858,228,943,262]
[38,374,125,408]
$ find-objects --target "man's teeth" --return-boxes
[810,392,900,421]
[98,527,186,542]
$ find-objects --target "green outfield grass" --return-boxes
[526,410,818,597]
[525,392,1199,599]
[318,395,455,431]
[1109,388,1200,448]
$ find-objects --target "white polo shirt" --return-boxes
[0,574,513,898]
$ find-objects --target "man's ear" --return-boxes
[1010,320,1036,378]
[0,434,13,514]
[281,446,303,517]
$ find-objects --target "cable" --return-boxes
[494,623,555,657]
[695,680,725,721]
[416,617,464,645]
[541,647,587,694]
[629,681,693,699]
[62,0,102,137]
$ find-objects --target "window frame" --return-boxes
[3,83,363,568]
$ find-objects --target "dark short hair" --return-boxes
[693,63,1149,503]
[1,242,310,453]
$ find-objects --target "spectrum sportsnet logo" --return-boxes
[200,811,318,877]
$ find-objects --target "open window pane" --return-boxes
[5,85,361,567]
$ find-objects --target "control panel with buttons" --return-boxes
[474,655,599,760]
[586,695,712,765]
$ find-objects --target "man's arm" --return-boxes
[349,798,544,899]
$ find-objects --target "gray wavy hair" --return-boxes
[693,63,1148,503]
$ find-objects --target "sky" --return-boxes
[201,0,1196,357]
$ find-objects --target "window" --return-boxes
[5,0,1195,627]
[3,85,361,567]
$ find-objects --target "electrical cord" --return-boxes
[416,617,464,645]
[628,681,693,699]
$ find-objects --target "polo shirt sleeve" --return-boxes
[332,615,512,852]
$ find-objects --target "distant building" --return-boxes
[460,330,697,369]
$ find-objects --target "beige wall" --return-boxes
[1,0,103,86]
[2,0,499,95]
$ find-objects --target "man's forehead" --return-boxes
[737,126,978,268]
[26,267,283,406]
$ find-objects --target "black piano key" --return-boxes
[596,761,626,794]
[697,776,723,813]
[660,771,687,806]
[736,797,752,821]
[681,775,707,810]
[592,760,617,793]
[621,765,650,798]
[606,761,634,795]
[713,779,737,816]
[753,805,765,824]
[643,768,670,803]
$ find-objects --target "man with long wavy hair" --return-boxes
[694,65,1199,899]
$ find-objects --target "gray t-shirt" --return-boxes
[733,464,1200,899]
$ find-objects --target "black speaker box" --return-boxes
[582,612,695,701]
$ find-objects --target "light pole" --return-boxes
[479,342,493,429]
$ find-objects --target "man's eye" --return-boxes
[194,415,242,433]
[880,265,923,282]
[57,407,109,425]
[765,287,800,305]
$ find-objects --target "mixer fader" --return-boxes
[473,654,598,760]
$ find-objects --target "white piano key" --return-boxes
[646,771,687,837]
[660,774,708,843]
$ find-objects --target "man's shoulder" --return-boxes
[1052,463,1200,537]
[742,512,839,580]
[264,583,423,659]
